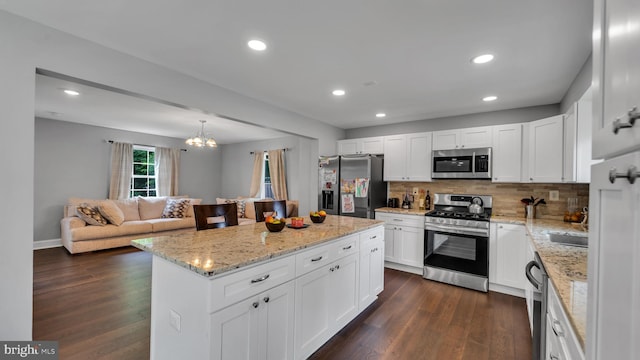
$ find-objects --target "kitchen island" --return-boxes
[132,215,384,360]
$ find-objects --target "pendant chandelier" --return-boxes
[186,120,217,148]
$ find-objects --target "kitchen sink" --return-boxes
[547,232,588,247]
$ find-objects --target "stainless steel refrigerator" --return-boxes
[318,154,386,219]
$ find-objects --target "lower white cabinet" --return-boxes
[211,280,295,360]
[376,212,425,271]
[359,230,384,310]
[546,281,585,360]
[294,253,359,359]
[489,222,528,296]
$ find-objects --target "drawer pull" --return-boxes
[370,235,377,239]
[551,320,564,337]
[252,302,259,308]
[550,354,559,360]
[612,107,638,134]
[335,264,340,270]
[311,256,323,262]
[393,219,403,222]
[330,267,335,272]
[342,245,353,250]
[250,274,270,283]
[609,165,639,184]
[263,296,270,303]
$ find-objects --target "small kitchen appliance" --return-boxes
[423,193,493,292]
[432,147,492,179]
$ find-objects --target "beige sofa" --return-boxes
[61,196,202,254]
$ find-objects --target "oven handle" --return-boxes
[425,224,489,237]
[525,260,542,290]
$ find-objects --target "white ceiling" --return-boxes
[3,0,592,131]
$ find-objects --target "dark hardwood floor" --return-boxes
[34,247,531,359]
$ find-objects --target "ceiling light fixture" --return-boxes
[332,89,346,96]
[247,39,267,51]
[63,89,80,96]
[472,54,495,64]
[186,120,217,148]
[482,95,498,102]
[376,113,386,118]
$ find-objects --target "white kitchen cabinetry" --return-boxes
[524,115,564,183]
[383,132,432,181]
[211,280,295,360]
[375,212,424,274]
[489,222,527,297]
[592,0,640,159]
[491,123,523,182]
[564,87,595,183]
[546,281,585,360]
[587,152,640,360]
[359,228,384,311]
[337,137,384,155]
[432,126,493,150]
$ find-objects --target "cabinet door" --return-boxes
[337,139,359,155]
[259,281,295,360]
[383,135,407,181]
[461,126,493,148]
[587,151,640,360]
[330,253,359,331]
[575,87,594,183]
[359,237,384,310]
[492,223,527,290]
[211,296,260,360]
[396,226,424,268]
[492,123,523,182]
[563,105,578,182]
[406,132,432,181]
[361,137,384,154]
[592,0,640,159]
[294,265,332,359]
[528,115,564,182]
[432,130,459,150]
[383,223,397,262]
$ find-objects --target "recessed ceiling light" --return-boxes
[472,54,495,64]
[63,89,80,96]
[483,95,498,102]
[375,113,386,118]
[332,89,346,96]
[247,39,267,51]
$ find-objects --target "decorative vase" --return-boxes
[525,205,535,219]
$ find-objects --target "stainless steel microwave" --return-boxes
[432,147,492,179]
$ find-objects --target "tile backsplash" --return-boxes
[389,180,589,220]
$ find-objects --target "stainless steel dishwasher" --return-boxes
[525,252,548,360]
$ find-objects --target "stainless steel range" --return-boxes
[423,193,493,292]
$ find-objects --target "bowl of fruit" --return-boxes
[264,216,286,232]
[309,210,327,223]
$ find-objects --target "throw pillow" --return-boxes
[76,203,108,226]
[98,200,125,226]
[138,196,168,220]
[113,198,140,221]
[225,199,246,218]
[162,198,191,218]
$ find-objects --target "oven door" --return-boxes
[424,227,488,277]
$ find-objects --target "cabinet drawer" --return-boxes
[209,255,295,313]
[360,226,384,244]
[375,213,424,228]
[331,234,359,260]
[547,281,585,360]
[296,242,333,276]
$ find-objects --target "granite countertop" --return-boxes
[131,215,383,278]
[492,215,588,349]
[375,207,427,216]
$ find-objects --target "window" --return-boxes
[261,153,274,199]
[130,146,156,197]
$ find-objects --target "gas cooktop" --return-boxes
[426,210,491,221]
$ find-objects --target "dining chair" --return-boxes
[254,200,287,222]
[193,203,239,230]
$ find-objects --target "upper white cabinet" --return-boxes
[524,115,564,183]
[383,132,432,182]
[337,137,384,155]
[432,126,493,150]
[592,0,640,159]
[492,123,523,182]
[564,87,595,183]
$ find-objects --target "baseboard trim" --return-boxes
[384,261,423,275]
[34,238,62,250]
[489,282,526,298]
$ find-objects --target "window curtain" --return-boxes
[268,149,288,200]
[249,151,264,198]
[108,142,133,200]
[155,147,181,197]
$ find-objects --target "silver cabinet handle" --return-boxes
[311,256,323,262]
[370,235,377,239]
[613,106,638,134]
[393,219,404,222]
[550,354,560,360]
[552,320,564,337]
[252,302,259,308]
[499,225,503,229]
[343,245,352,250]
[251,274,270,283]
[335,264,340,270]
[609,165,639,184]
[329,267,335,272]
[263,296,270,303]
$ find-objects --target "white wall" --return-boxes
[560,55,592,113]
[0,10,343,339]
[34,118,222,242]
